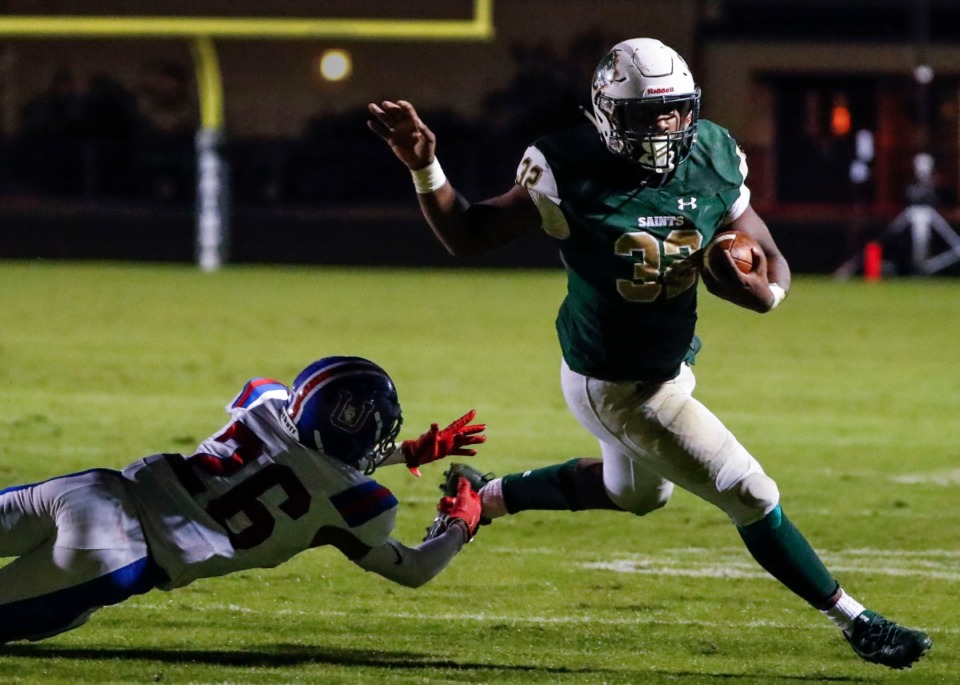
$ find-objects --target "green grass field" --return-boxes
[1,261,959,684]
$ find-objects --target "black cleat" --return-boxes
[844,610,932,669]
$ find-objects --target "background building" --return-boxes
[2,0,959,273]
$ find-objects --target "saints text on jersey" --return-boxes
[637,215,686,227]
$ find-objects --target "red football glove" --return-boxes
[400,409,486,477]
[436,477,482,541]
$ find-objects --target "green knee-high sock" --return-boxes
[500,458,620,513]
[738,505,839,608]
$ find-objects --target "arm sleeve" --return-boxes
[352,525,468,588]
[374,446,406,468]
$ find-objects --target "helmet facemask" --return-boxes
[594,91,700,172]
[357,411,403,475]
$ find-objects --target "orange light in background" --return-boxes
[831,94,851,136]
[317,48,352,82]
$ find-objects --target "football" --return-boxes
[703,230,758,279]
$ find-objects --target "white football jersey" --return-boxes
[122,379,398,589]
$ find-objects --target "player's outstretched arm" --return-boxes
[368,99,541,257]
[354,479,481,587]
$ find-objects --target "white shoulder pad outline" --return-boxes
[517,145,559,200]
[518,145,571,239]
[227,389,290,418]
[723,145,752,225]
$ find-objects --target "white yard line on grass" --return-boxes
[891,469,960,485]
[121,602,960,634]
[581,547,960,582]
[121,546,959,633]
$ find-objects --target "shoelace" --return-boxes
[858,616,909,654]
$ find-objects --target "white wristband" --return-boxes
[768,283,787,310]
[411,157,446,194]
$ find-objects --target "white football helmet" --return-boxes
[589,38,701,172]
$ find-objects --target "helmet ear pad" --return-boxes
[284,357,403,466]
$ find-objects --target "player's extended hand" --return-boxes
[701,246,775,313]
[401,410,486,477]
[436,477,483,541]
[367,100,436,171]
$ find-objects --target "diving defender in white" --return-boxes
[0,356,485,643]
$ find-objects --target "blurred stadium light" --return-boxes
[0,0,494,271]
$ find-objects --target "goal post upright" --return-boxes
[191,36,227,271]
[0,0,495,271]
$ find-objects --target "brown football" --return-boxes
[704,230,758,278]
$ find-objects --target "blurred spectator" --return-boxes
[136,59,195,135]
[15,67,85,194]
[481,30,612,143]
[476,30,614,191]
[78,73,145,198]
[134,59,197,203]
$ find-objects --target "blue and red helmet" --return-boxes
[282,356,403,471]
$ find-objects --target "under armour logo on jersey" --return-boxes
[678,197,698,211]
[330,391,374,433]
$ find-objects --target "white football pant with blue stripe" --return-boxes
[0,469,165,643]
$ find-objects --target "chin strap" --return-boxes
[579,105,600,129]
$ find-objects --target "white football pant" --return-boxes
[561,359,780,526]
[0,468,164,642]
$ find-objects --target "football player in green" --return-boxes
[368,37,931,670]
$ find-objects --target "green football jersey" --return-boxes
[517,119,749,382]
